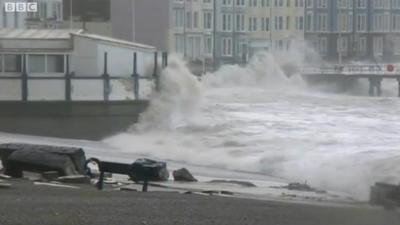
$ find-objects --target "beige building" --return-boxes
[246,0,305,55]
[169,0,214,62]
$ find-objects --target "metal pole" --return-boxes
[232,0,236,64]
[183,0,187,59]
[70,0,73,29]
[133,52,139,100]
[21,55,28,101]
[338,0,342,65]
[65,55,71,101]
[153,52,160,92]
[213,0,217,70]
[103,52,110,101]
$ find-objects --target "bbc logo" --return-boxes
[4,2,38,12]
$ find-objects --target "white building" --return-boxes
[0,29,156,100]
[0,0,63,29]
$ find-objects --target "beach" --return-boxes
[0,179,399,225]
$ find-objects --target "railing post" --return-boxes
[103,52,110,101]
[164,52,168,67]
[153,51,160,92]
[132,52,139,100]
[397,78,400,98]
[65,55,72,101]
[21,54,28,101]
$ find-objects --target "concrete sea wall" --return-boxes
[0,100,149,140]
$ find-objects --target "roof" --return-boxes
[71,33,156,51]
[0,29,83,39]
[0,29,156,51]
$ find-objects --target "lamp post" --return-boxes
[69,0,72,29]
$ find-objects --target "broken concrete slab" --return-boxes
[57,175,90,184]
[5,150,79,178]
[0,174,11,179]
[33,182,80,189]
[370,182,400,209]
[0,183,11,189]
[41,171,59,181]
[0,143,86,177]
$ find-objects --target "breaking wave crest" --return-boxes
[105,50,400,200]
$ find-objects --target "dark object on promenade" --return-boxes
[0,143,86,178]
[85,158,169,192]
[173,168,197,182]
[370,182,400,210]
[130,158,169,182]
[209,179,256,187]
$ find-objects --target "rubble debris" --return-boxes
[201,190,219,195]
[34,182,80,189]
[57,175,90,184]
[370,182,400,209]
[0,143,86,178]
[0,174,11,179]
[173,168,197,182]
[120,186,138,192]
[220,190,234,196]
[273,182,327,194]
[0,182,11,189]
[208,180,256,187]
[41,171,59,181]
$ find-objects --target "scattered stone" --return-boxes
[173,168,197,182]
[201,190,219,195]
[33,182,80,189]
[130,158,169,182]
[104,178,117,184]
[209,180,256,187]
[41,171,59,181]
[221,190,234,196]
[120,186,138,192]
[0,174,11,179]
[57,175,90,184]
[0,183,11,189]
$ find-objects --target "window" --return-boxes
[204,12,212,30]
[306,13,312,31]
[175,35,184,53]
[205,36,213,54]
[222,14,232,31]
[186,12,192,28]
[373,37,384,56]
[193,11,199,28]
[337,37,348,55]
[175,9,184,28]
[222,38,232,56]
[356,37,367,55]
[356,14,367,32]
[29,55,46,73]
[236,14,245,31]
[223,0,232,5]
[286,16,290,30]
[306,0,313,8]
[47,55,64,73]
[4,54,22,73]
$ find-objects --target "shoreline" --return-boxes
[1,179,399,225]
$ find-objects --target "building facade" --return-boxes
[0,0,63,29]
[169,0,305,68]
[305,0,400,63]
